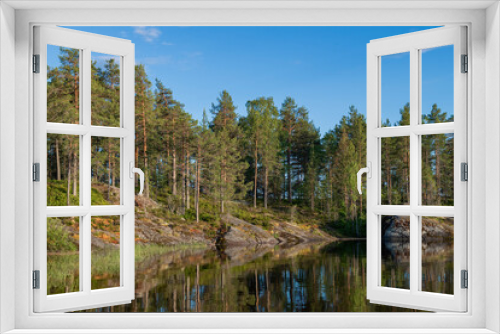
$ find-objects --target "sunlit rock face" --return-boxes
[220,213,334,247]
[382,216,453,242]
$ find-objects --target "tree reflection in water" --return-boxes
[45,241,454,312]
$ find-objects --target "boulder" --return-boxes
[382,216,454,241]
[221,213,279,246]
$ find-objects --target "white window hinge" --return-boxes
[33,270,40,289]
[33,54,40,73]
[461,54,468,74]
[33,163,40,182]
[461,162,468,182]
[461,270,468,289]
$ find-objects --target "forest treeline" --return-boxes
[46,47,454,235]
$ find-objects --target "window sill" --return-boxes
[4,329,498,334]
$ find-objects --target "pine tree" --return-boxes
[135,64,154,198]
[259,98,281,209]
[279,97,308,203]
[154,79,178,196]
[47,47,80,203]
[210,91,249,213]
[244,97,281,209]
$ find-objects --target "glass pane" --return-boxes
[421,216,454,294]
[381,137,410,205]
[381,215,410,289]
[91,137,121,205]
[47,217,80,295]
[421,45,454,124]
[47,134,80,206]
[47,45,80,124]
[91,215,121,290]
[421,134,454,206]
[91,52,121,127]
[381,52,410,127]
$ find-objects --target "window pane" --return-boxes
[47,217,80,295]
[91,137,121,205]
[91,216,121,290]
[421,134,454,206]
[421,45,454,124]
[381,52,410,127]
[381,137,410,205]
[381,215,410,289]
[47,45,80,124]
[421,217,454,294]
[91,52,121,127]
[47,134,80,206]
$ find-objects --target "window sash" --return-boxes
[33,26,136,313]
[366,26,468,312]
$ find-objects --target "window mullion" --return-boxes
[409,47,420,294]
[81,47,92,294]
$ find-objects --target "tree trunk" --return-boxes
[67,149,72,206]
[196,149,200,223]
[72,151,77,197]
[264,166,268,209]
[108,141,111,201]
[172,147,177,196]
[142,101,150,198]
[310,183,315,212]
[220,167,224,214]
[220,144,226,214]
[135,146,139,189]
[385,146,392,204]
[113,157,117,188]
[186,149,190,210]
[327,169,333,218]
[181,153,186,214]
[172,117,177,196]
[435,141,441,205]
[55,138,61,181]
[254,141,258,208]
[287,144,292,203]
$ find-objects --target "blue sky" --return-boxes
[58,26,453,134]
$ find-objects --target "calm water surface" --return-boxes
[104,240,451,312]
[48,240,453,312]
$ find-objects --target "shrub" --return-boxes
[47,218,78,252]
[200,212,217,223]
[183,208,196,221]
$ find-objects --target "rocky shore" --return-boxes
[382,216,454,242]
[133,212,334,249]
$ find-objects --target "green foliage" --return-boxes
[200,212,217,223]
[91,186,112,205]
[47,217,78,252]
[47,181,79,206]
[183,208,196,221]
[46,180,111,206]
[46,48,454,239]
[232,207,270,228]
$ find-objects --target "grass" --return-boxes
[47,180,112,206]
[47,243,208,294]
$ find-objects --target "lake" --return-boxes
[47,240,453,312]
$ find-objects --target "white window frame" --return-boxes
[33,26,136,312]
[366,26,467,312]
[1,2,499,333]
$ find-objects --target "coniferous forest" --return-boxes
[46,47,454,239]
[45,45,456,312]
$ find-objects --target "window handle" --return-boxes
[129,162,145,195]
[357,162,371,195]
